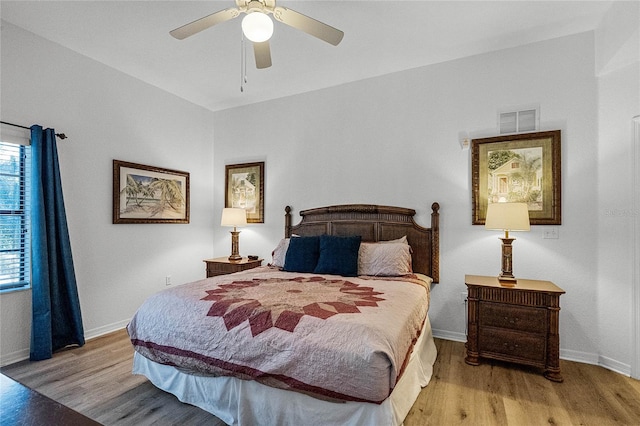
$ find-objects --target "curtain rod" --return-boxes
[1,120,67,139]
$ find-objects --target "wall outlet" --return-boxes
[543,227,559,239]
[165,275,172,286]
[460,291,468,304]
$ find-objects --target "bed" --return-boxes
[128,202,440,425]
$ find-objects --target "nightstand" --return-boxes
[204,257,263,278]
[464,274,565,382]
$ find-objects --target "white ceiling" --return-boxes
[1,1,612,112]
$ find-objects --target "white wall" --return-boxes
[212,32,632,369]
[0,22,216,364]
[595,1,640,376]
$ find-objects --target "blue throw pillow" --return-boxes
[313,235,362,277]
[283,236,320,273]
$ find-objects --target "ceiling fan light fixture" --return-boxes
[241,12,274,42]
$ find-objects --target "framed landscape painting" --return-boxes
[471,130,561,225]
[113,160,190,224]
[225,162,264,223]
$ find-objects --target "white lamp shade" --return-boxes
[221,208,247,227]
[241,12,274,42]
[485,202,530,232]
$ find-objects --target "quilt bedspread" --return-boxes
[127,267,430,403]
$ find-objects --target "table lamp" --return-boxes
[221,208,247,261]
[485,202,530,286]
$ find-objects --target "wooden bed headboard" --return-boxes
[284,203,440,283]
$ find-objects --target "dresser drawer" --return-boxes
[479,302,546,333]
[207,263,242,275]
[479,328,546,363]
[206,269,229,277]
[204,258,263,278]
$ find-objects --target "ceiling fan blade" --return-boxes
[273,7,344,46]
[253,41,272,69]
[170,8,240,40]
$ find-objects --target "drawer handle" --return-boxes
[503,316,519,324]
[503,342,519,351]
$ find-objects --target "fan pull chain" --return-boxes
[240,32,248,92]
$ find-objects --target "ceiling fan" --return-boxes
[170,0,344,69]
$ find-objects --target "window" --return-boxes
[0,141,31,292]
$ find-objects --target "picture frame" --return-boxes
[225,161,265,223]
[113,160,190,224]
[472,130,561,225]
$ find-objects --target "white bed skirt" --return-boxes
[132,316,437,426]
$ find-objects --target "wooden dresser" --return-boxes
[464,274,565,382]
[204,257,263,278]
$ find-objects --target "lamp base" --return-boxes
[228,230,241,262]
[498,237,517,287]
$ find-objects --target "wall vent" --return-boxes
[498,106,539,134]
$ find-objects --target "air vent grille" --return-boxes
[499,107,539,134]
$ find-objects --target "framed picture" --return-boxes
[472,130,561,225]
[225,162,264,223]
[113,160,189,224]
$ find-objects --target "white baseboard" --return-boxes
[84,319,130,340]
[560,349,631,376]
[432,328,467,343]
[559,348,599,365]
[434,330,632,378]
[0,348,30,367]
[0,320,130,367]
[598,355,632,377]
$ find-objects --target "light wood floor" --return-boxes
[2,329,639,425]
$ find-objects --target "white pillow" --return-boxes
[270,235,301,268]
[270,238,290,268]
[358,242,412,276]
[381,236,407,245]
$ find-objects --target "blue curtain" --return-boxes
[30,125,84,361]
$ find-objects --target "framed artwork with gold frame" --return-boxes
[472,130,561,225]
[113,160,189,224]
[225,162,264,223]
